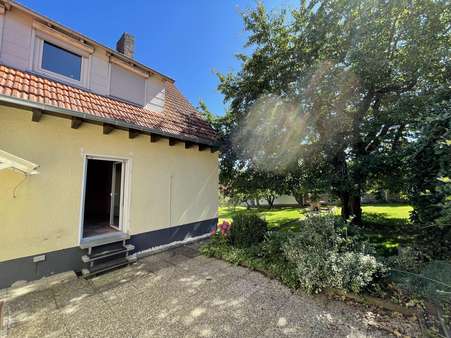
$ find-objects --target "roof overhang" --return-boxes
[0,94,220,148]
[0,149,39,175]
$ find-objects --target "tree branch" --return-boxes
[352,89,375,155]
[391,124,405,151]
[365,124,391,153]
[375,78,417,95]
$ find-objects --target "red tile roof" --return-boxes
[0,64,217,145]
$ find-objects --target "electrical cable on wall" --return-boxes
[12,171,29,198]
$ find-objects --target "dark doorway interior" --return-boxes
[83,159,122,238]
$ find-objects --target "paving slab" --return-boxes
[4,287,56,328]
[0,241,420,338]
[3,309,70,338]
[172,245,201,258]
[90,261,152,291]
[52,278,96,308]
[61,294,136,338]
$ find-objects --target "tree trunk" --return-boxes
[340,192,351,219]
[351,194,362,224]
[266,196,275,208]
[293,191,304,207]
[256,198,261,207]
[304,193,309,206]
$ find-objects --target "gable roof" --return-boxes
[0,64,218,146]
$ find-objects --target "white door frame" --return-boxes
[78,153,132,243]
[109,161,124,229]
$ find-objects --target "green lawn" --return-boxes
[218,206,308,230]
[219,203,414,255]
[219,203,411,227]
[361,204,412,219]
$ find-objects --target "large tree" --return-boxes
[218,0,450,223]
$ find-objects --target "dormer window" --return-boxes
[32,21,93,86]
[42,41,82,81]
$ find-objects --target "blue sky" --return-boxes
[19,0,295,115]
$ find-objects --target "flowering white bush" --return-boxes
[282,215,385,294]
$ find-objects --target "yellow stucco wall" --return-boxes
[0,106,218,262]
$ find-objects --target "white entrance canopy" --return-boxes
[0,149,39,175]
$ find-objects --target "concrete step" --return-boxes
[81,254,137,278]
[79,232,130,249]
[81,244,135,263]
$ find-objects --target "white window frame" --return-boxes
[78,154,133,243]
[31,21,92,87]
[33,37,89,86]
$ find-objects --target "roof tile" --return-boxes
[0,64,217,144]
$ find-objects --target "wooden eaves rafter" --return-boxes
[27,106,218,152]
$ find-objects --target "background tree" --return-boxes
[217,0,450,224]
[408,83,450,243]
[286,147,331,206]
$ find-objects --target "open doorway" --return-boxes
[82,157,125,238]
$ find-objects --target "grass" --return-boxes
[218,206,308,231]
[361,204,412,219]
[219,203,411,227]
[219,203,415,256]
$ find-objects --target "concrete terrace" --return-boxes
[0,242,419,338]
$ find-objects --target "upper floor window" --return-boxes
[32,21,93,87]
[41,41,82,81]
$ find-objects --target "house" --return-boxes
[0,1,219,288]
[255,195,299,207]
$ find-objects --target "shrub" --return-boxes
[391,260,451,304]
[200,234,255,265]
[328,251,384,294]
[385,246,424,273]
[229,213,268,248]
[282,215,385,294]
[200,233,230,258]
[261,231,299,288]
[261,231,290,258]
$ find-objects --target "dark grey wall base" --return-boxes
[0,247,85,289]
[129,218,216,253]
[0,218,217,289]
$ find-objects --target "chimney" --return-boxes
[116,32,135,58]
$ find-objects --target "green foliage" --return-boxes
[385,247,425,273]
[200,234,254,265]
[229,213,268,248]
[408,92,451,226]
[203,214,385,293]
[282,215,385,294]
[217,0,450,225]
[200,234,230,259]
[349,214,415,257]
[261,231,290,257]
[219,206,305,230]
[201,231,299,289]
[260,232,299,288]
[391,260,451,305]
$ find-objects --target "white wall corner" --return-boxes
[145,75,165,112]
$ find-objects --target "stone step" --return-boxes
[81,244,135,263]
[81,254,137,278]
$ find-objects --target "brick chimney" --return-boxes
[116,32,135,58]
